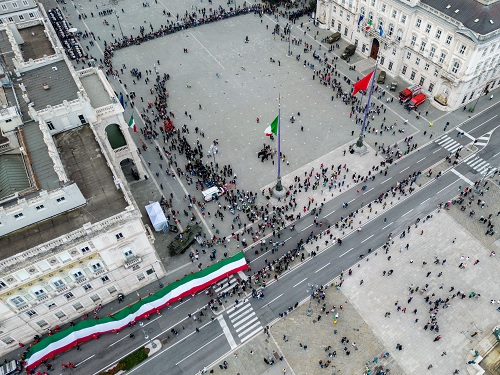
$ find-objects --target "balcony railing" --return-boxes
[124,257,142,269]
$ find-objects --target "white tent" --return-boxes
[145,202,168,232]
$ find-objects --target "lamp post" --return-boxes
[471,91,482,113]
[139,321,149,341]
[288,25,293,56]
[208,142,218,172]
[151,262,164,289]
[306,283,319,316]
[114,12,125,40]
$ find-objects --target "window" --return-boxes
[101,275,110,283]
[396,29,402,42]
[1,337,14,345]
[419,77,425,86]
[388,61,393,71]
[428,83,434,93]
[0,280,7,289]
[28,12,34,18]
[377,18,383,30]
[381,3,386,12]
[371,0,375,6]
[137,273,145,281]
[446,35,452,45]
[107,286,117,294]
[46,121,55,130]
[368,12,373,22]
[36,320,49,328]
[333,5,336,13]
[406,51,412,60]
[425,24,431,33]
[22,0,29,5]
[434,69,439,77]
[53,279,65,289]
[1,4,7,10]
[56,197,65,203]
[337,23,341,32]
[91,262,103,272]
[7,17,14,22]
[452,61,460,74]
[115,233,124,240]
[35,205,45,210]
[415,57,420,66]
[90,294,101,302]
[429,46,436,58]
[10,296,25,307]
[410,71,416,80]
[54,311,66,319]
[33,289,46,298]
[380,56,385,65]
[12,2,19,8]
[410,35,416,47]
[388,23,394,37]
[360,7,365,16]
[124,249,134,260]
[424,63,429,71]
[64,292,75,300]
[392,47,397,56]
[72,271,84,280]
[26,309,37,318]
[331,19,335,28]
[82,283,92,291]
[439,52,446,64]
[459,44,466,55]
[415,18,421,28]
[46,302,56,310]
[401,14,406,24]
[420,41,426,52]
[73,302,84,311]
[402,65,407,75]
[339,10,343,17]
[346,14,350,22]
[391,9,397,19]
[78,115,86,125]
[14,213,24,219]
[435,29,441,39]
[81,246,90,253]
[18,15,24,20]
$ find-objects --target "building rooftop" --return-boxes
[14,59,79,118]
[421,0,500,35]
[0,125,128,260]
[0,154,31,200]
[79,73,113,108]
[0,29,13,57]
[18,25,55,61]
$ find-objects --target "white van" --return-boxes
[202,186,226,202]
[0,360,20,375]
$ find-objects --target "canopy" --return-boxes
[145,202,168,231]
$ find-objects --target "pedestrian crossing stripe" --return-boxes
[226,301,263,343]
[474,135,490,148]
[465,156,495,175]
[436,135,462,153]
[214,275,239,295]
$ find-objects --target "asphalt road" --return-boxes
[69,103,499,375]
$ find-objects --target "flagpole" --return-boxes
[355,63,377,151]
[275,93,283,192]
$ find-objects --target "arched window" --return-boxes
[10,296,26,308]
[368,12,374,23]
[396,29,403,42]
[360,7,365,17]
[388,23,394,37]
[452,61,460,74]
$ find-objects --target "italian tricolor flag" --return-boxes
[265,116,278,137]
[128,114,137,132]
[24,252,248,370]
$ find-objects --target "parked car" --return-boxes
[377,71,386,84]
[326,32,341,44]
[399,84,421,103]
[341,44,356,60]
[406,93,427,110]
[389,82,398,91]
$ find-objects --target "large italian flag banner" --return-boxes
[24,252,248,370]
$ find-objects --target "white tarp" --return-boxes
[145,202,168,232]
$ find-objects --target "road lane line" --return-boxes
[283,236,292,243]
[456,127,475,140]
[348,198,356,203]
[402,209,413,217]
[382,222,393,230]
[494,150,500,158]
[240,327,264,343]
[293,278,308,288]
[175,333,225,365]
[250,249,271,264]
[173,298,191,309]
[76,354,95,367]
[363,187,374,194]
[417,157,426,163]
[380,177,392,184]
[450,169,473,185]
[314,262,331,273]
[324,210,336,217]
[260,293,283,309]
[433,149,441,154]
[339,248,353,258]
[360,234,374,243]
[217,316,237,350]
[437,179,459,194]
[301,224,313,231]
[468,115,497,133]
[400,167,409,172]
[420,198,430,205]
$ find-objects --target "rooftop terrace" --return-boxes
[18,25,55,61]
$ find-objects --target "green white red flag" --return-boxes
[128,114,137,132]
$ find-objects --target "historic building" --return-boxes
[316,0,500,110]
[0,4,162,356]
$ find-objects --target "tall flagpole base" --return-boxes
[273,176,286,198]
[353,133,368,155]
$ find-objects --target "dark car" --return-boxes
[326,32,341,44]
[341,44,356,60]
[168,224,202,255]
[377,71,386,84]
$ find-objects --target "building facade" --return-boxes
[0,0,39,25]
[0,4,161,356]
[316,0,500,110]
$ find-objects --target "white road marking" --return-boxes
[363,187,374,194]
[293,278,308,288]
[361,234,374,243]
[382,222,393,230]
[260,293,283,309]
[380,177,392,184]
[175,333,225,365]
[314,262,331,273]
[173,298,191,309]
[402,209,413,217]
[437,179,459,194]
[324,210,336,217]
[417,157,426,163]
[420,198,431,205]
[77,354,95,367]
[302,224,313,231]
[450,169,473,185]
[400,167,409,172]
[189,32,225,70]
[348,198,356,203]
[433,149,441,154]
[217,316,237,349]
[339,248,353,257]
[456,127,475,140]
[468,115,497,133]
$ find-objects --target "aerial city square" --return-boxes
[0,0,498,374]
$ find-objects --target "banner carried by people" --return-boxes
[24,252,249,370]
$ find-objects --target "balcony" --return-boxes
[93,268,106,276]
[36,294,49,302]
[124,256,142,269]
[55,285,69,293]
[75,276,88,284]
[440,70,459,85]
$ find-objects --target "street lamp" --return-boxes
[306,283,319,316]
[471,91,482,113]
[114,12,125,40]
[151,262,164,289]
[139,321,149,340]
[288,25,293,56]
[208,142,218,172]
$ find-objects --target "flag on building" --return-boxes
[128,114,137,132]
[265,116,279,136]
[352,70,375,96]
[379,25,384,36]
[365,19,372,31]
[358,14,364,26]
[119,92,125,109]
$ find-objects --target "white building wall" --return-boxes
[316,0,500,111]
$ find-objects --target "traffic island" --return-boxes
[99,347,150,375]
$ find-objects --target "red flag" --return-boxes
[352,70,374,96]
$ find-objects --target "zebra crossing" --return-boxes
[474,133,492,149]
[435,135,463,153]
[213,275,239,296]
[226,301,263,343]
[463,155,497,175]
